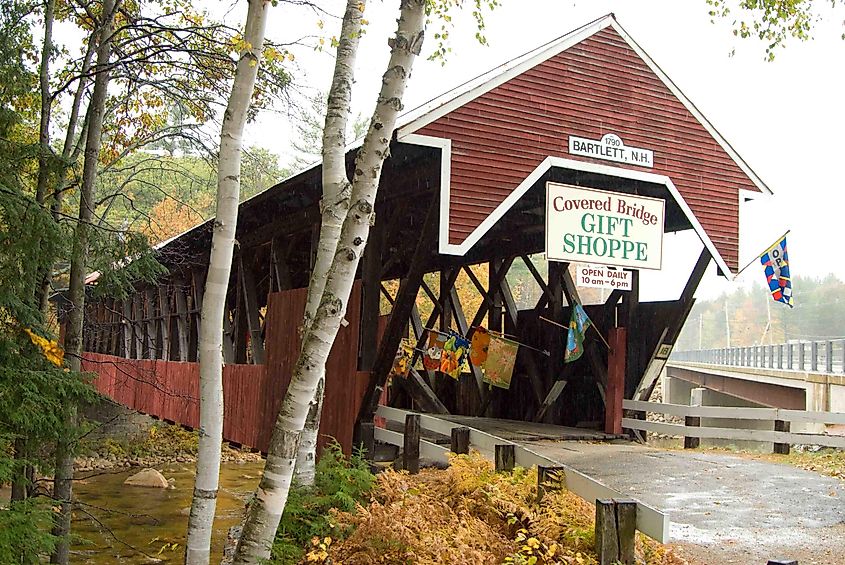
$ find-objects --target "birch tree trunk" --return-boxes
[295,0,366,487]
[232,2,427,562]
[52,0,118,562]
[185,0,270,563]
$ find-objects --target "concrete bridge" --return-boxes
[668,342,845,414]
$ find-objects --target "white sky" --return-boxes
[235,0,844,301]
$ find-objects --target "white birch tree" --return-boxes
[294,0,366,487]
[185,0,271,562]
[231,2,428,561]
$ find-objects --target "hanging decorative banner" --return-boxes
[390,339,415,378]
[760,234,793,308]
[546,182,665,270]
[482,334,519,389]
[423,333,447,371]
[576,263,632,290]
[470,327,491,366]
[564,304,593,364]
[441,332,470,379]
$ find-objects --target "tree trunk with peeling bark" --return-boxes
[232,2,427,562]
[52,0,118,562]
[294,0,365,487]
[185,1,270,563]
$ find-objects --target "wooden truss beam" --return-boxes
[359,197,441,421]
[633,248,711,401]
[239,252,266,364]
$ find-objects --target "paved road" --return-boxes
[526,440,845,565]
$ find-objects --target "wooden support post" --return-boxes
[144,288,158,359]
[773,420,791,455]
[222,306,235,364]
[684,387,705,449]
[449,284,487,404]
[132,293,144,359]
[354,421,375,461]
[606,327,626,435]
[359,219,384,371]
[616,500,637,564]
[403,414,421,474]
[495,444,515,472]
[239,253,266,364]
[174,282,190,362]
[595,500,619,565]
[488,259,504,333]
[450,427,470,455]
[121,299,132,358]
[158,287,171,361]
[595,499,636,565]
[190,269,206,362]
[537,465,565,502]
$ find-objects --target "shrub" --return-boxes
[270,441,374,564]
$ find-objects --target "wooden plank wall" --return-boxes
[81,283,371,455]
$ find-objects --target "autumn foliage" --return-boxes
[320,453,688,565]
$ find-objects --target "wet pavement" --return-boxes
[527,440,845,564]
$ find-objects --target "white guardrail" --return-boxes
[623,400,845,449]
[375,405,670,543]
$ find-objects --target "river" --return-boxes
[70,461,264,564]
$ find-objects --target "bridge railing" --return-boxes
[623,399,845,451]
[672,340,845,374]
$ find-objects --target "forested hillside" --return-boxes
[676,275,845,350]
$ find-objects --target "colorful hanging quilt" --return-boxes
[482,334,519,389]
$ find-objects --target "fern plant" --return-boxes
[270,441,374,564]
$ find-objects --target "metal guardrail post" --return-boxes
[811,342,819,372]
[768,345,774,368]
[798,342,805,371]
[778,345,784,369]
[826,341,833,373]
[786,343,793,370]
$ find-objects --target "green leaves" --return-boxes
[707,0,838,59]
[425,0,501,64]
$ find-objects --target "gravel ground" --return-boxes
[526,440,845,565]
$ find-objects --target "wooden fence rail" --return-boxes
[623,399,845,450]
[673,340,845,374]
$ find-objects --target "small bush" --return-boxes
[270,441,375,564]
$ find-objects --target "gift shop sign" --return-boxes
[546,183,665,270]
[577,264,632,291]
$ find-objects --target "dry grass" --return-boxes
[320,453,689,565]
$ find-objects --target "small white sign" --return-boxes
[546,183,665,270]
[577,264,632,291]
[569,133,654,168]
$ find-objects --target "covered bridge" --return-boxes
[79,14,768,454]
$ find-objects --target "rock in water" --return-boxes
[123,468,169,488]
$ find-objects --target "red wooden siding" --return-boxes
[417,27,758,270]
[82,283,372,455]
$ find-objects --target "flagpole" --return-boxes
[734,229,791,278]
[539,315,610,350]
